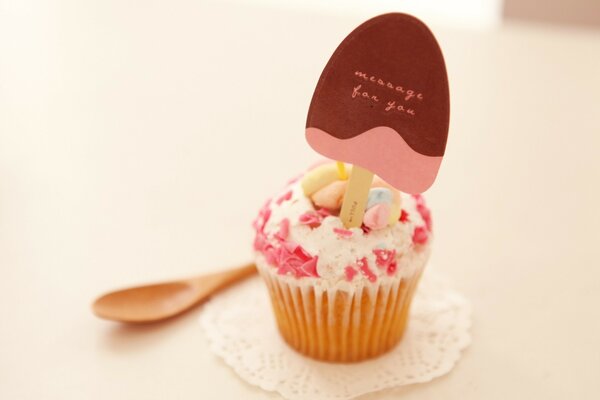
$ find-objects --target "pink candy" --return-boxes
[363,203,391,230]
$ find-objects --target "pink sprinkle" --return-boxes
[253,198,321,279]
[261,208,271,230]
[417,204,432,231]
[316,208,331,217]
[386,262,397,276]
[253,231,267,251]
[275,190,293,205]
[373,248,396,268]
[264,245,277,265]
[360,224,371,234]
[357,257,377,282]
[373,248,399,276]
[277,264,294,276]
[298,256,319,278]
[412,226,429,245]
[412,194,432,231]
[275,218,290,241]
[399,209,410,223]
[345,266,357,281]
[299,211,322,228]
[252,198,272,231]
[268,239,319,278]
[412,193,424,206]
[298,208,329,229]
[281,240,301,254]
[333,227,353,238]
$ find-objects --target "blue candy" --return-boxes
[366,188,393,209]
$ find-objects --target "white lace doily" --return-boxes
[199,272,471,400]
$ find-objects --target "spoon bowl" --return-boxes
[93,263,257,323]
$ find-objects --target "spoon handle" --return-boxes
[189,263,257,301]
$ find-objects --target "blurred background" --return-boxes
[226,0,600,28]
[1,1,599,399]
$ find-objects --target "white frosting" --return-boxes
[257,180,431,289]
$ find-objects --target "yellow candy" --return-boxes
[311,180,348,211]
[301,163,351,196]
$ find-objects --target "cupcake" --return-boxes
[252,161,432,362]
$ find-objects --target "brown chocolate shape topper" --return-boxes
[305,13,450,193]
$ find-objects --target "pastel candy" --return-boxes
[366,188,392,209]
[363,203,391,230]
[371,176,401,203]
[301,163,351,196]
[311,180,347,211]
[371,176,402,225]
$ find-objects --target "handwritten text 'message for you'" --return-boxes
[354,71,424,101]
[351,71,423,116]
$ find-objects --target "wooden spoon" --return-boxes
[92,263,257,323]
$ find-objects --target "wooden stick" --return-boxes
[339,165,374,228]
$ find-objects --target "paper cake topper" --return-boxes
[306,13,450,195]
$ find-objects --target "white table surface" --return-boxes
[1,1,599,399]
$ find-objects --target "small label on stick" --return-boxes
[340,166,374,228]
